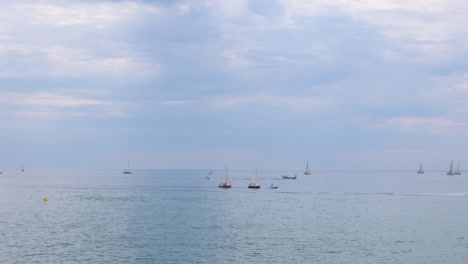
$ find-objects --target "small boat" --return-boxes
[447,160,455,176]
[208,170,214,174]
[218,166,232,188]
[268,184,278,189]
[455,160,462,175]
[417,162,424,174]
[304,160,311,175]
[21,164,24,172]
[123,160,132,174]
[204,176,210,180]
[282,174,297,179]
[248,168,260,189]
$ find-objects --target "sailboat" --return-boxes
[21,164,24,172]
[417,162,424,174]
[455,160,462,175]
[123,161,132,174]
[218,166,232,188]
[248,168,260,189]
[447,160,455,176]
[282,174,297,179]
[304,160,311,175]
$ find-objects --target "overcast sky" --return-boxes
[1,0,468,171]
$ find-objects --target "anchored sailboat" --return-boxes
[455,160,462,175]
[218,166,232,188]
[21,164,24,172]
[282,174,297,179]
[417,162,424,174]
[248,168,260,189]
[304,160,311,175]
[123,161,132,174]
[447,160,455,176]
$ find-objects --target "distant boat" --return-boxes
[218,166,232,188]
[447,160,455,176]
[304,160,311,175]
[123,161,132,174]
[282,174,297,179]
[455,160,462,175]
[204,176,210,180]
[417,162,424,174]
[21,164,24,172]
[208,170,214,175]
[268,184,278,189]
[0,171,3,174]
[248,168,260,189]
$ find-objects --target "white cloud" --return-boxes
[279,0,468,62]
[153,93,332,114]
[0,44,161,79]
[0,91,128,119]
[377,116,468,136]
[44,46,161,78]
[17,3,111,26]
[19,92,109,108]
[13,2,159,27]
[222,48,258,69]
[454,74,468,92]
[0,2,162,79]
[177,3,192,15]
[212,93,331,112]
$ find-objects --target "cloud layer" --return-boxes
[1,0,468,170]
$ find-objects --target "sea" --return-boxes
[1,169,468,263]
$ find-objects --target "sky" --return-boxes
[1,0,468,171]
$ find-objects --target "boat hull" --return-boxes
[282,175,296,179]
[248,185,260,189]
[218,184,231,188]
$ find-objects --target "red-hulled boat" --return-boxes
[218,166,232,188]
[248,168,260,189]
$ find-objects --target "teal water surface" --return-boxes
[1,169,468,263]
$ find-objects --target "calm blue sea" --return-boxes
[1,169,468,263]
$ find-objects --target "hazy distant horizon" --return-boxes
[0,166,460,173]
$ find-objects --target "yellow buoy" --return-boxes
[43,197,48,202]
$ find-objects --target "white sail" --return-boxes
[250,168,259,185]
[447,160,454,175]
[223,166,230,185]
[304,160,311,175]
[218,166,232,188]
[123,160,132,174]
[417,162,424,174]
